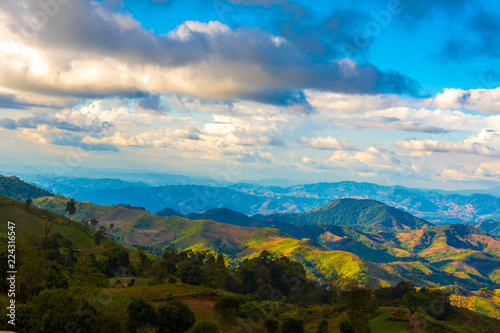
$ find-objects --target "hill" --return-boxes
[0,194,95,247]
[474,219,500,235]
[259,198,433,231]
[0,175,53,200]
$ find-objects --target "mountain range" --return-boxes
[2,174,500,319]
[4,173,500,224]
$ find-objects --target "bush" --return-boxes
[264,317,280,333]
[95,312,127,333]
[281,317,304,333]
[188,320,221,333]
[157,299,196,333]
[316,319,328,333]
[214,296,242,321]
[126,298,158,333]
[339,320,353,333]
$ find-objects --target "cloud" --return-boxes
[0,114,83,131]
[394,139,498,156]
[0,0,422,110]
[436,8,500,61]
[432,88,500,114]
[301,136,354,150]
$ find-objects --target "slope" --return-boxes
[260,198,433,231]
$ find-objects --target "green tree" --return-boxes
[264,317,280,333]
[157,299,195,333]
[31,289,102,333]
[162,247,179,274]
[126,298,158,333]
[316,319,328,333]
[25,198,32,210]
[65,198,76,220]
[214,296,242,324]
[177,260,205,286]
[188,320,221,333]
[339,320,354,333]
[340,287,378,333]
[281,317,304,333]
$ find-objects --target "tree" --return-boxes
[157,299,195,333]
[316,319,328,333]
[264,318,280,333]
[281,317,304,333]
[339,320,354,333]
[109,223,114,236]
[65,198,76,220]
[340,287,378,333]
[25,198,32,210]
[187,320,221,333]
[214,296,242,324]
[126,298,158,333]
[90,218,99,227]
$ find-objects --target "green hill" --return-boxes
[475,219,500,235]
[261,198,433,231]
[0,175,53,200]
[0,194,95,247]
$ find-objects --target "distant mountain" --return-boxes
[474,219,500,236]
[4,174,151,198]
[32,194,500,290]
[257,198,433,231]
[0,174,53,200]
[156,207,183,217]
[157,207,256,226]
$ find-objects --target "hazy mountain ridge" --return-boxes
[5,174,500,224]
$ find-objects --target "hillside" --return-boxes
[474,219,500,235]
[259,198,433,231]
[0,194,95,247]
[0,175,53,200]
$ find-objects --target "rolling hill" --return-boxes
[258,198,433,231]
[0,175,53,200]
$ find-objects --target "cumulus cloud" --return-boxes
[432,88,500,114]
[301,136,354,150]
[394,139,498,156]
[0,0,422,110]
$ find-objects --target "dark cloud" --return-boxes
[0,94,34,110]
[0,115,82,131]
[436,9,500,61]
[0,0,423,106]
[0,118,17,129]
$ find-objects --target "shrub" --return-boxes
[157,299,196,333]
[264,317,280,333]
[95,312,127,333]
[316,319,328,333]
[281,316,304,333]
[126,298,158,333]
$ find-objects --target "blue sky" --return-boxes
[0,0,500,190]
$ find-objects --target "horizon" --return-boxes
[1,0,500,190]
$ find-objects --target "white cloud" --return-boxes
[433,88,500,114]
[301,136,354,150]
[394,139,498,156]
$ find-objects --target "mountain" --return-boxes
[0,175,53,200]
[7,173,500,223]
[229,181,500,223]
[0,194,95,247]
[157,207,256,226]
[156,206,182,217]
[258,198,433,231]
[474,219,500,235]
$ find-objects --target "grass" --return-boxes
[369,308,411,333]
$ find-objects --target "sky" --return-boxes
[0,0,500,190]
